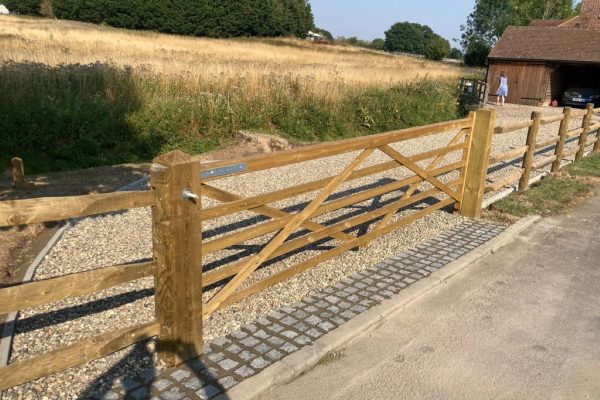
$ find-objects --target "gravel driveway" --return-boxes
[3,104,598,399]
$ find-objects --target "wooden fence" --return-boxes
[0,105,596,390]
[486,104,600,194]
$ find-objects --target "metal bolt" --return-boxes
[182,189,199,201]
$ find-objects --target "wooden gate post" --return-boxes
[576,103,594,161]
[11,157,25,189]
[552,107,571,173]
[519,111,542,191]
[460,108,496,219]
[150,150,203,367]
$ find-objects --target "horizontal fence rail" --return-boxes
[486,104,600,194]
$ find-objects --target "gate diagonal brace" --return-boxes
[200,185,356,243]
[373,129,468,233]
[203,148,375,317]
[378,145,461,202]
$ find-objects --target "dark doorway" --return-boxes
[550,64,600,105]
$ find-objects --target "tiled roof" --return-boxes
[489,26,600,63]
[529,19,565,27]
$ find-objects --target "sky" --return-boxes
[310,0,476,45]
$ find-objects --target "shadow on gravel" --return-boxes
[79,341,230,400]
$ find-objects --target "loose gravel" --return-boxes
[4,104,597,399]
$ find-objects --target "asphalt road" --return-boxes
[264,189,600,400]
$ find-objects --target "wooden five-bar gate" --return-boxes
[0,106,596,390]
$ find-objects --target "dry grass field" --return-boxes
[0,15,477,172]
[1,16,468,95]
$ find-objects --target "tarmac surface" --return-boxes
[265,189,600,400]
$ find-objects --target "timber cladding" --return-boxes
[0,112,500,390]
[487,62,550,105]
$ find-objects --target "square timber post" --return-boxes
[150,150,203,366]
[460,109,496,219]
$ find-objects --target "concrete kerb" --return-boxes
[220,214,542,400]
[0,176,150,372]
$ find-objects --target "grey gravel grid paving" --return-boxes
[93,219,504,400]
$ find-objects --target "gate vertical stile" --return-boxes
[460,109,496,219]
[151,150,204,367]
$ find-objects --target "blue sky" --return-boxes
[310,0,476,45]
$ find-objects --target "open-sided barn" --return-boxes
[487,0,600,106]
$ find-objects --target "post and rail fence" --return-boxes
[0,105,598,390]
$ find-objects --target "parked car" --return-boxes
[562,87,600,107]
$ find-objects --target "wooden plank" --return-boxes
[201,142,467,221]
[0,321,160,390]
[536,136,560,150]
[0,261,156,315]
[532,156,557,170]
[202,185,355,243]
[202,161,463,255]
[203,181,460,287]
[576,104,594,161]
[203,148,375,317]
[552,107,572,172]
[485,169,524,193]
[211,198,455,313]
[540,114,565,125]
[197,120,471,180]
[494,120,533,134]
[594,126,600,153]
[151,151,203,366]
[0,191,155,228]
[460,109,496,218]
[401,129,467,200]
[489,146,528,165]
[562,146,580,157]
[519,112,542,191]
[566,127,584,140]
[378,145,461,201]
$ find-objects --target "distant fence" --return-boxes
[486,104,600,194]
[0,105,598,390]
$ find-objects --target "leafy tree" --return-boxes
[384,22,450,60]
[448,47,464,60]
[370,38,385,51]
[461,0,577,66]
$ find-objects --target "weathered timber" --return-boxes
[203,148,375,316]
[0,191,155,227]
[460,109,496,218]
[213,198,455,312]
[197,119,470,180]
[576,104,594,161]
[203,181,460,287]
[151,150,203,366]
[11,157,26,189]
[202,161,463,255]
[201,143,467,221]
[552,107,572,172]
[494,120,533,134]
[489,146,529,165]
[0,321,159,390]
[519,111,542,191]
[0,261,156,315]
[485,169,524,193]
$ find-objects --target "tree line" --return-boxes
[2,0,314,38]
[461,0,578,66]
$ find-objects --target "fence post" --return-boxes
[594,124,600,153]
[150,150,203,367]
[460,108,496,219]
[11,157,25,189]
[518,111,541,191]
[576,103,594,161]
[552,107,571,173]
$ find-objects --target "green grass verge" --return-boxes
[487,153,600,222]
[0,62,462,174]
